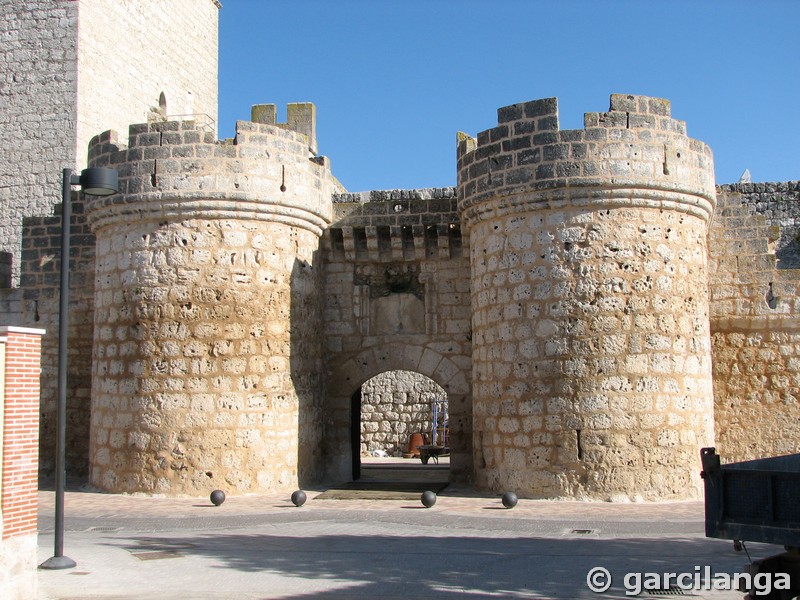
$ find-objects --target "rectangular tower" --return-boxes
[0,0,220,287]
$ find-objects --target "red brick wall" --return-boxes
[1,327,44,540]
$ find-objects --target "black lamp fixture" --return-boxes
[40,167,117,570]
[75,167,118,196]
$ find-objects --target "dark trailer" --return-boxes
[701,447,800,599]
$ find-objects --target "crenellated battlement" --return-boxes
[83,104,339,496]
[458,94,716,223]
[84,104,338,236]
[324,188,464,263]
[251,102,317,155]
[460,94,720,500]
[8,61,795,502]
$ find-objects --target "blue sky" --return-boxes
[218,1,799,192]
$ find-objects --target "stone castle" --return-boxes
[1,1,798,501]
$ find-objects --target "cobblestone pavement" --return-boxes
[36,463,774,599]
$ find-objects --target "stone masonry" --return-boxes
[83,106,338,494]
[1,4,798,502]
[0,0,221,483]
[359,371,447,457]
[75,0,219,172]
[0,0,219,287]
[4,90,799,500]
[458,95,717,500]
[322,187,472,484]
[709,184,800,464]
[0,0,80,288]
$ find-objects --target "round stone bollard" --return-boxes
[210,489,226,507]
[501,491,518,509]
[291,490,307,507]
[421,490,437,508]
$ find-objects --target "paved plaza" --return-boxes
[36,460,771,599]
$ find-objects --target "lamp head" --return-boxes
[79,167,118,196]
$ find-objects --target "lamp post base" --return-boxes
[39,555,76,570]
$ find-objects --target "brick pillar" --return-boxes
[1,326,44,538]
[0,325,44,600]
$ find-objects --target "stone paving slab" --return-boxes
[37,486,707,521]
[35,488,782,600]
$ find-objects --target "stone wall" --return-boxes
[76,0,220,170]
[0,0,220,289]
[360,370,447,456]
[0,291,23,334]
[709,184,800,463]
[459,95,717,500]
[0,1,79,287]
[89,218,324,494]
[0,254,11,290]
[721,182,800,269]
[0,0,221,482]
[83,107,337,495]
[3,16,799,503]
[18,197,96,478]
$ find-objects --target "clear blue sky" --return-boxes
[218,0,798,192]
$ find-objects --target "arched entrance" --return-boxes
[351,370,450,485]
[324,342,472,487]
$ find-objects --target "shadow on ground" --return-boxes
[105,532,752,599]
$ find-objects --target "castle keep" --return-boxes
[1,1,798,502]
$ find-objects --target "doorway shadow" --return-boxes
[359,456,450,486]
[319,456,450,499]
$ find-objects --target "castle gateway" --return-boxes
[75,94,798,500]
[1,2,798,502]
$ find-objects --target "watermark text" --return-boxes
[586,565,791,596]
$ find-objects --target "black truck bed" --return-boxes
[701,447,800,548]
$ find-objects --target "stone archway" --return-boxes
[352,369,450,482]
[325,341,471,485]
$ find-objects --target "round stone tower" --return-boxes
[84,104,337,495]
[458,94,716,500]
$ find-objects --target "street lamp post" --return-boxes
[40,167,118,570]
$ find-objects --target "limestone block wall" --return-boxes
[723,182,800,269]
[0,291,23,336]
[0,0,221,482]
[0,189,99,483]
[83,107,336,495]
[0,257,21,387]
[0,0,220,289]
[0,254,12,290]
[360,370,447,456]
[323,189,472,482]
[0,1,80,287]
[709,184,800,463]
[459,94,717,500]
[17,198,97,478]
[76,0,220,170]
